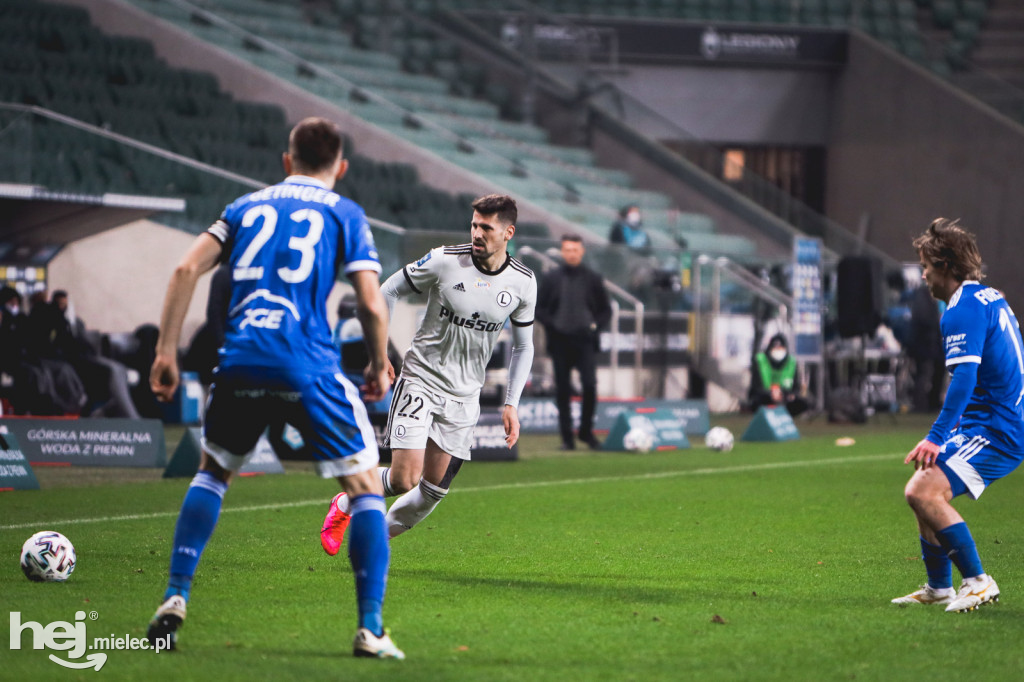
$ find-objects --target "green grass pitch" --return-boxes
[3,414,1024,681]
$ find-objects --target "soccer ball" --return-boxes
[20,531,76,582]
[705,426,734,453]
[623,427,656,453]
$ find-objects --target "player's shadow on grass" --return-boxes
[393,566,684,604]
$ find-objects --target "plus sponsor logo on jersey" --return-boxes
[438,306,503,332]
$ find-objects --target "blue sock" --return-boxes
[347,494,389,637]
[164,471,228,602]
[920,536,953,589]
[936,522,984,579]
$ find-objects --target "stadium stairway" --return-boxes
[111,0,754,257]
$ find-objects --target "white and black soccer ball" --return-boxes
[623,427,656,453]
[704,426,734,453]
[20,531,76,582]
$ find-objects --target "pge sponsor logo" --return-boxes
[239,308,285,330]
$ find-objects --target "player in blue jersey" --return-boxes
[893,218,1024,613]
[145,118,404,658]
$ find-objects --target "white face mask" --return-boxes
[625,211,641,227]
[5,303,19,316]
[769,348,787,362]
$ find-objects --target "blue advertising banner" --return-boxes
[792,237,823,359]
[0,428,39,491]
[518,398,710,436]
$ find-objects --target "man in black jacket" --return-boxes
[537,234,612,450]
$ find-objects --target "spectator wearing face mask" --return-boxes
[609,204,651,252]
[750,333,808,417]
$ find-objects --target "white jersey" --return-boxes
[399,244,536,400]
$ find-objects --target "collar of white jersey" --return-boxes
[473,251,511,276]
[284,175,331,189]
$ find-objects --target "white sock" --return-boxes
[385,478,447,538]
[379,466,394,497]
[337,467,392,515]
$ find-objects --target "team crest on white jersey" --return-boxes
[496,290,513,307]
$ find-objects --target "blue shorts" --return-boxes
[936,429,1023,500]
[202,365,379,478]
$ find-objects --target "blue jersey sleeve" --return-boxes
[941,293,985,369]
[926,362,977,444]
[338,208,382,277]
[924,292,984,443]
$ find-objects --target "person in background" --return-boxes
[609,204,651,252]
[536,234,612,450]
[909,282,946,412]
[750,333,808,418]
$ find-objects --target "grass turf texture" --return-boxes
[2,414,1023,680]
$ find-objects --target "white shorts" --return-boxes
[383,377,480,460]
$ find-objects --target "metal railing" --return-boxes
[437,1,904,270]
[517,244,644,396]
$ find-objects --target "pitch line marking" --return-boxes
[0,453,898,531]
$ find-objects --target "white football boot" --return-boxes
[147,594,187,650]
[945,574,1000,612]
[892,584,955,605]
[353,628,405,660]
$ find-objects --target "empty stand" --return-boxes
[0,0,491,238]
[115,0,750,258]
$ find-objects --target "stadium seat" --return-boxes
[931,0,957,28]
[960,0,987,24]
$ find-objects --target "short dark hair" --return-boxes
[913,218,983,282]
[0,286,19,306]
[288,117,343,174]
[51,290,68,301]
[471,194,517,226]
[619,204,638,218]
[561,233,584,244]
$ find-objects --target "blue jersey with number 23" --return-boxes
[206,175,382,374]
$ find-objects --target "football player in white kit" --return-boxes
[320,194,537,551]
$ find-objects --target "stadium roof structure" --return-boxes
[0,183,185,245]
